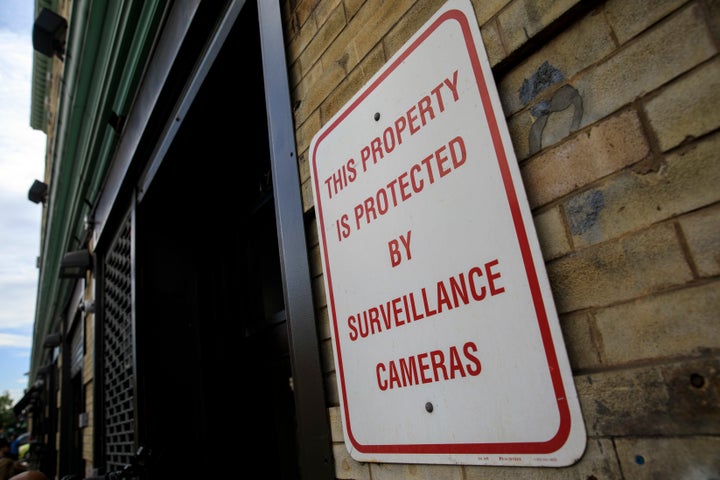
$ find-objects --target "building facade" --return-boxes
[20,0,719,479]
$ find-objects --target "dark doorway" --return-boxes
[134,3,299,478]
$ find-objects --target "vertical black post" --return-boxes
[257,1,335,479]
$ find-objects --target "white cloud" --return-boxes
[0,15,47,403]
[0,333,31,349]
[0,31,45,196]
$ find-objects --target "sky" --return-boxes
[0,1,47,404]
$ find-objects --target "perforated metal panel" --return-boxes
[102,217,135,470]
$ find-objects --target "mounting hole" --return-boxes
[690,373,705,389]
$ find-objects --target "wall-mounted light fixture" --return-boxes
[79,299,96,314]
[43,333,62,348]
[59,249,93,278]
[28,180,48,204]
[33,8,68,60]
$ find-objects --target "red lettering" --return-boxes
[375,341,482,391]
[486,259,505,295]
[430,350,448,382]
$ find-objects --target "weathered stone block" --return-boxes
[499,10,614,116]
[522,109,649,208]
[566,132,720,248]
[534,205,572,260]
[548,222,692,312]
[334,442,371,479]
[371,462,463,480]
[295,3,345,80]
[679,204,720,277]
[615,436,720,480]
[604,0,686,44]
[576,358,720,436]
[464,437,621,479]
[645,57,720,152]
[574,3,716,128]
[560,310,601,371]
[594,281,720,365]
[496,0,581,56]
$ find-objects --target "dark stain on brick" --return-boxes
[529,84,583,154]
[337,52,349,73]
[531,100,551,117]
[519,61,565,106]
[632,155,666,175]
[567,190,605,235]
[594,399,610,415]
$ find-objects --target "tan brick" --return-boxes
[499,10,615,116]
[302,176,314,212]
[287,4,319,65]
[539,97,584,155]
[293,0,321,33]
[464,437,621,479]
[382,0,445,59]
[288,57,302,89]
[326,371,340,404]
[295,107,321,168]
[574,3,716,128]
[480,19,505,67]
[295,4,346,82]
[351,0,416,64]
[313,0,343,30]
[709,0,720,38]
[320,336,335,374]
[614,436,720,480]
[507,108,534,160]
[604,0,686,45]
[576,358,720,436]
[534,205,571,260]
[645,57,720,152]
[308,242,322,277]
[293,53,337,126]
[281,0,294,38]
[317,305,331,341]
[560,310,602,371]
[319,42,386,123]
[595,281,720,365]
[329,406,343,441]
[306,215,320,247]
[334,442,371,479]
[566,131,720,248]
[323,0,414,83]
[312,274,327,308]
[548,222,692,313]
[522,109,649,208]
[298,151,311,197]
[370,462,463,480]
[342,0,365,20]
[496,0,581,56]
[470,0,511,26]
[679,204,720,277]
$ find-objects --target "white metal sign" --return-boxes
[309,0,585,466]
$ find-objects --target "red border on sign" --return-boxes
[311,8,571,456]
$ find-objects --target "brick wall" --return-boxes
[285,0,720,478]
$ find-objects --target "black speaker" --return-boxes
[33,8,68,60]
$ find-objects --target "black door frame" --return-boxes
[92,2,333,478]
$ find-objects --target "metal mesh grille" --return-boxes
[102,217,135,470]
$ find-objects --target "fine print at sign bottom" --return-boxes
[309,0,586,467]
